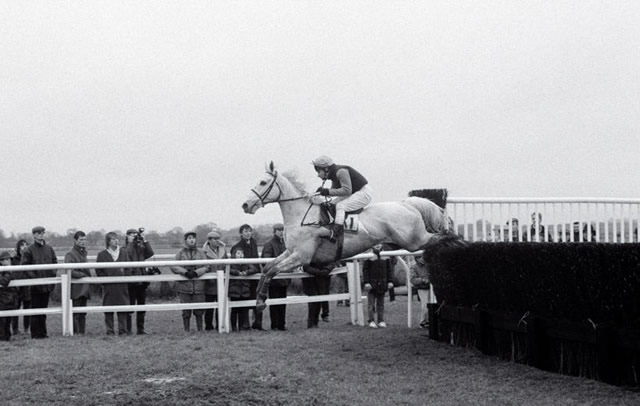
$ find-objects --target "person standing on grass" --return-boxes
[228,248,260,331]
[231,224,263,330]
[96,232,131,336]
[203,230,227,331]
[11,239,30,335]
[0,251,19,341]
[302,263,334,329]
[64,231,91,335]
[362,244,394,328]
[125,228,155,335]
[21,226,58,339]
[410,254,433,329]
[171,231,208,332]
[261,223,290,331]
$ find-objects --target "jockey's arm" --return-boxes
[330,168,352,196]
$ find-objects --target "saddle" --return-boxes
[319,202,363,231]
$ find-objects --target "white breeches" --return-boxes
[334,184,373,225]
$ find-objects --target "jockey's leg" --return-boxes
[332,185,373,241]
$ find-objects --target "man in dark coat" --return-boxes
[261,223,289,331]
[64,231,91,335]
[125,228,155,335]
[231,224,263,330]
[21,226,58,339]
[302,263,335,329]
[96,232,131,336]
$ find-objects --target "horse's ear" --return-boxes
[269,161,275,173]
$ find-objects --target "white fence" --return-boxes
[0,251,422,336]
[448,197,640,243]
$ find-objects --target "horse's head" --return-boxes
[242,161,282,214]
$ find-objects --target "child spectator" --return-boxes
[0,251,19,341]
[228,248,259,331]
[362,244,394,328]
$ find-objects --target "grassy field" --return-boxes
[2,297,640,406]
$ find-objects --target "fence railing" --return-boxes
[0,251,423,336]
[448,197,640,243]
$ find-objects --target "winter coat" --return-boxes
[171,246,208,295]
[231,238,260,296]
[96,249,131,306]
[21,241,58,293]
[203,240,227,295]
[261,236,290,287]
[0,270,18,310]
[11,255,30,301]
[228,263,260,299]
[65,245,91,300]
[125,241,155,287]
[362,257,394,294]
[410,258,430,290]
[302,263,334,296]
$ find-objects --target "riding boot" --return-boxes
[329,223,344,243]
[183,317,191,332]
[195,315,203,331]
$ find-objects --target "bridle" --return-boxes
[250,170,307,208]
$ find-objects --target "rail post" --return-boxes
[216,270,225,334]
[223,265,231,333]
[61,272,73,336]
[353,260,365,326]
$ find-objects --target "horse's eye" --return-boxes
[260,181,267,186]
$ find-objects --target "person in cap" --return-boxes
[64,231,91,335]
[231,224,263,330]
[96,232,131,335]
[311,155,372,243]
[202,229,227,331]
[0,251,19,341]
[171,232,209,332]
[124,228,155,335]
[21,226,58,339]
[260,223,290,330]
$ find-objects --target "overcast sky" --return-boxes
[2,1,639,235]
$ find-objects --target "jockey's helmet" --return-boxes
[311,155,334,168]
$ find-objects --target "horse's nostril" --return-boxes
[242,203,249,212]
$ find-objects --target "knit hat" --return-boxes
[184,231,197,239]
[0,251,11,261]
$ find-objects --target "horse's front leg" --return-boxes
[256,251,306,312]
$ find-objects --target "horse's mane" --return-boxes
[281,170,309,196]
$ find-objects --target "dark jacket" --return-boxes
[11,255,30,301]
[96,249,131,306]
[64,245,91,300]
[302,263,333,296]
[171,245,208,295]
[261,236,290,287]
[125,241,155,288]
[232,238,260,297]
[0,270,18,310]
[21,241,58,293]
[363,256,394,294]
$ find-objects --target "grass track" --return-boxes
[2,297,639,405]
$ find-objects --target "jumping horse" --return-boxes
[242,161,462,311]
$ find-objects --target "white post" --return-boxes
[216,270,225,334]
[353,260,365,326]
[397,257,412,328]
[347,262,357,325]
[224,265,231,333]
[61,272,73,336]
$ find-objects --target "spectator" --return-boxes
[0,251,19,341]
[231,224,263,330]
[362,244,394,328]
[261,223,289,331]
[125,228,155,335]
[410,254,433,329]
[64,231,91,335]
[11,239,30,335]
[21,226,57,339]
[504,218,520,242]
[171,231,208,332]
[203,230,227,331]
[96,232,131,336]
[302,263,334,328]
[528,212,553,242]
[228,247,259,331]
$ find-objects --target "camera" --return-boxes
[146,266,162,276]
[133,227,145,244]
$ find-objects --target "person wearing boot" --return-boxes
[125,228,155,335]
[64,231,91,335]
[171,231,208,332]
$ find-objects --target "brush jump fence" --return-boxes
[0,250,422,335]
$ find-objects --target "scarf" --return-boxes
[107,246,120,261]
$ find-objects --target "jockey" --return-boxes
[312,155,373,241]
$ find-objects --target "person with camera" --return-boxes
[125,228,155,335]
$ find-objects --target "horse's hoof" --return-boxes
[256,301,267,312]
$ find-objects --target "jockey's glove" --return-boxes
[316,187,330,196]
